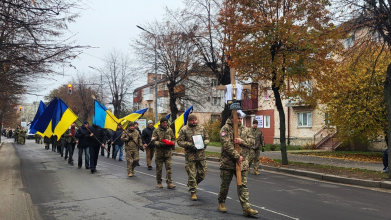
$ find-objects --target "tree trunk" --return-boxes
[272,73,288,165]
[168,83,178,131]
[383,63,391,178]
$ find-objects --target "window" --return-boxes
[298,112,312,127]
[149,103,151,108]
[264,90,269,100]
[325,113,329,126]
[145,104,147,108]
[133,91,139,98]
[211,79,218,87]
[212,97,221,106]
[149,86,154,94]
[264,115,270,128]
[134,103,140,110]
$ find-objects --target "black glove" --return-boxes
[190,145,197,151]
[128,136,133,141]
[262,146,265,152]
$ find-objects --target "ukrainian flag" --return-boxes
[29,101,47,135]
[93,99,120,131]
[52,98,78,140]
[31,98,58,138]
[174,106,193,138]
[154,114,171,128]
[119,108,148,129]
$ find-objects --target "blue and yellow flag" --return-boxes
[174,106,193,138]
[31,98,58,137]
[29,101,47,135]
[52,98,78,140]
[119,108,148,129]
[93,100,120,131]
[154,114,171,128]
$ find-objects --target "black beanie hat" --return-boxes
[160,117,168,123]
[253,120,258,125]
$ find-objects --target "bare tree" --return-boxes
[165,0,232,126]
[99,49,139,118]
[133,21,206,122]
[0,0,88,113]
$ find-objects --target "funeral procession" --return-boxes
[1,1,391,220]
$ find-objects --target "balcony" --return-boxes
[285,98,308,107]
[242,98,258,111]
[143,93,153,101]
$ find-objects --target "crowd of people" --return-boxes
[7,112,266,217]
[2,126,27,145]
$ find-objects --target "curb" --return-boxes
[172,152,391,190]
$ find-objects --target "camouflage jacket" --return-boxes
[152,125,175,159]
[121,128,142,151]
[250,127,265,150]
[14,128,20,137]
[19,130,27,138]
[177,124,210,161]
[61,128,78,143]
[220,118,254,171]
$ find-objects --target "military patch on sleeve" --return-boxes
[221,131,226,137]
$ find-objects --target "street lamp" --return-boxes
[88,66,104,101]
[137,25,158,124]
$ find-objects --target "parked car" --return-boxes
[27,130,35,139]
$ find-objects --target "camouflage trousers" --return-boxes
[218,169,250,211]
[249,149,260,171]
[185,160,207,193]
[155,157,172,184]
[125,148,139,174]
[18,136,25,145]
[146,147,155,167]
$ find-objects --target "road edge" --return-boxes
[172,152,391,190]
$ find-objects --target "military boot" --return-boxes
[218,203,227,213]
[253,170,260,175]
[157,183,163,188]
[132,169,135,174]
[128,172,133,177]
[167,183,176,189]
[191,192,197,201]
[243,208,258,217]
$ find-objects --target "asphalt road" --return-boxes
[12,139,391,220]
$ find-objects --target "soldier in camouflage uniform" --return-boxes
[249,120,265,175]
[152,117,176,189]
[19,127,27,145]
[218,112,258,217]
[121,122,143,177]
[177,114,210,201]
[14,126,20,143]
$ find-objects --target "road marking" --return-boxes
[100,160,300,220]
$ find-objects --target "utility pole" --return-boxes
[137,25,159,124]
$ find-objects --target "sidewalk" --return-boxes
[0,142,41,220]
[205,146,383,171]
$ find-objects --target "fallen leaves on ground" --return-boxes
[290,152,382,163]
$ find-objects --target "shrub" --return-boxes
[270,144,277,151]
[203,118,221,142]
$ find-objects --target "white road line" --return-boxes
[100,160,300,220]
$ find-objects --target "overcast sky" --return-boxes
[25,0,184,103]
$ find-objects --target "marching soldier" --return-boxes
[14,126,20,143]
[218,112,258,217]
[177,114,209,201]
[249,120,265,175]
[121,122,143,177]
[19,127,27,145]
[44,135,51,150]
[151,117,176,189]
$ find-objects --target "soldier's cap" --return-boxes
[83,120,89,125]
[253,120,258,125]
[134,121,138,125]
[128,121,135,127]
[148,120,153,124]
[188,114,197,121]
[160,117,168,123]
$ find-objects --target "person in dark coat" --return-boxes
[88,124,107,173]
[383,149,389,173]
[44,136,51,150]
[142,120,155,170]
[111,125,124,161]
[75,121,91,169]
